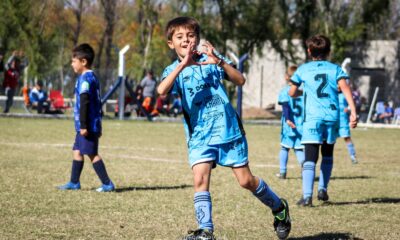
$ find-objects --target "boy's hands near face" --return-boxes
[199,41,221,65]
[181,41,200,67]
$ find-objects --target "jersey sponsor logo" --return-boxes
[307,128,319,135]
[187,82,218,97]
[203,110,224,122]
[205,95,225,109]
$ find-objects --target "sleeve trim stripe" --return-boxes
[290,80,301,86]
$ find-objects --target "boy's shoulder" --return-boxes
[164,59,180,71]
[162,59,180,78]
[299,60,339,69]
[81,70,98,82]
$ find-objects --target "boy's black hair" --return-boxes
[165,17,200,40]
[72,43,95,67]
[37,80,44,87]
[306,35,331,59]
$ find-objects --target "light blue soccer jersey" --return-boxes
[161,54,244,148]
[74,70,102,133]
[291,61,349,122]
[338,92,350,127]
[278,85,304,148]
[278,85,304,132]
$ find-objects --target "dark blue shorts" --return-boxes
[72,132,100,155]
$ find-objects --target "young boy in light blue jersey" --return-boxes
[277,65,304,179]
[58,43,114,192]
[338,92,358,164]
[158,17,291,240]
[289,35,357,207]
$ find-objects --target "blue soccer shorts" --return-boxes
[302,120,338,144]
[338,125,351,138]
[188,136,249,168]
[72,132,100,155]
[281,129,304,149]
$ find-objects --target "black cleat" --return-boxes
[182,229,215,240]
[317,189,329,202]
[296,196,312,207]
[273,199,291,240]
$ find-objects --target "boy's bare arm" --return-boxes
[220,61,245,86]
[289,85,299,97]
[157,63,185,95]
[338,79,357,128]
[158,41,199,95]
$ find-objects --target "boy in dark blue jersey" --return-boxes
[58,43,114,192]
[289,35,357,206]
[159,17,291,240]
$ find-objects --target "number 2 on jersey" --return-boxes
[314,73,329,98]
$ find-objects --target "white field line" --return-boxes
[0,141,293,168]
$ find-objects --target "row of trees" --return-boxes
[0,0,398,97]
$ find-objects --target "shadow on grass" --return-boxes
[321,197,400,206]
[286,176,372,181]
[115,184,192,193]
[289,232,363,240]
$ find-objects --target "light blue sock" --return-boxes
[302,161,316,198]
[346,142,356,158]
[253,178,281,211]
[194,191,213,231]
[318,156,333,191]
[279,147,289,174]
[294,149,305,166]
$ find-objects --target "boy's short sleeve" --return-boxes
[215,54,233,80]
[79,80,90,95]
[336,66,349,82]
[290,69,302,86]
[161,66,179,95]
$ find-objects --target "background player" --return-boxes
[289,35,357,206]
[338,91,358,164]
[276,65,304,179]
[58,43,114,192]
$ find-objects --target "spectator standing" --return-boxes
[140,69,157,111]
[3,54,21,113]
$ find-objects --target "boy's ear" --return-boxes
[167,40,175,49]
[81,58,88,67]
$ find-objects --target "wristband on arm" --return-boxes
[282,102,291,121]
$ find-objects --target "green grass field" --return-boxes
[0,117,399,239]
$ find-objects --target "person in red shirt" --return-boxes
[3,57,20,113]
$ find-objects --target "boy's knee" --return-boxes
[238,176,257,190]
[193,174,209,189]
